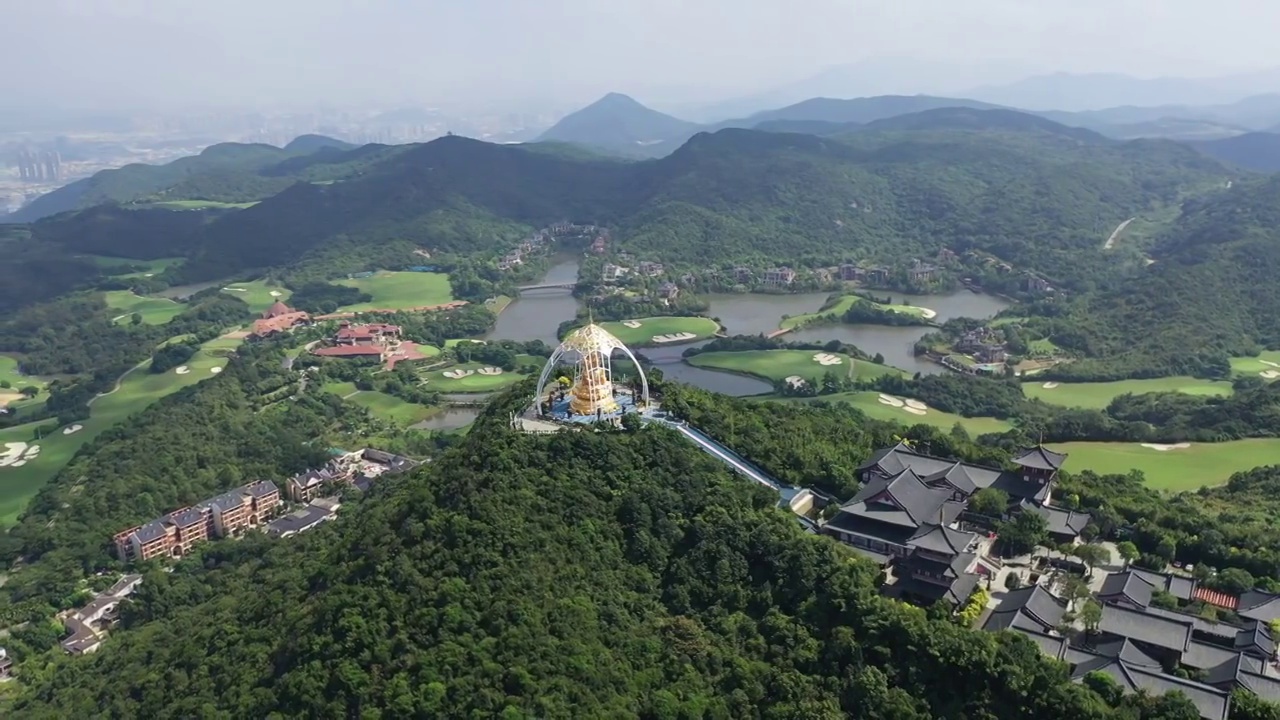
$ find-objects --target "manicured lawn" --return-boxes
[335,271,456,311]
[780,295,934,330]
[1027,338,1062,355]
[1231,351,1280,378]
[445,338,487,348]
[421,362,526,392]
[1049,439,1280,492]
[0,355,46,392]
[221,280,293,313]
[145,199,259,210]
[0,333,243,525]
[687,349,905,384]
[320,381,359,397]
[770,391,1012,435]
[597,317,719,347]
[103,290,184,325]
[1023,376,1234,409]
[343,391,439,427]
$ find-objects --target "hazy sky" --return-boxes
[5,0,1279,112]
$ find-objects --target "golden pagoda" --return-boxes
[534,322,649,417]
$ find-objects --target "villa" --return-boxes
[58,574,144,654]
[312,322,403,360]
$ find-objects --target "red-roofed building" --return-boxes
[1194,586,1240,610]
[312,323,404,363]
[250,300,310,338]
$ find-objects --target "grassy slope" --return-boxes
[780,295,932,330]
[335,272,455,311]
[770,391,1013,435]
[103,291,184,325]
[597,317,719,346]
[344,391,439,427]
[1022,376,1235,409]
[687,349,905,384]
[1050,439,1280,492]
[144,200,259,210]
[0,334,243,525]
[220,280,293,314]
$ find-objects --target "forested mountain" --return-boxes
[8,119,1231,300]
[1190,132,1280,172]
[534,92,699,157]
[6,138,388,223]
[1046,174,1280,377]
[8,395,1202,719]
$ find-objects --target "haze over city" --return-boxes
[6,0,1280,113]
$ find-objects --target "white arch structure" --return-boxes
[533,323,649,416]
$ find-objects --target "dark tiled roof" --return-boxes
[246,480,279,498]
[132,519,168,543]
[265,505,335,538]
[857,443,1004,491]
[1238,590,1280,622]
[1098,571,1155,608]
[1088,638,1163,668]
[906,524,977,557]
[1097,603,1193,652]
[1129,567,1197,601]
[845,468,957,528]
[1013,445,1068,471]
[1234,620,1276,659]
[1021,501,1091,537]
[1069,658,1229,720]
[922,462,977,495]
[1010,626,1068,658]
[897,571,980,607]
[204,491,245,511]
[167,507,205,528]
[983,585,1067,633]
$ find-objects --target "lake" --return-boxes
[485,260,1011,393]
[411,407,482,431]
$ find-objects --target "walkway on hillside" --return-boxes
[646,416,783,491]
[1103,217,1136,250]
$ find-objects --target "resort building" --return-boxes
[286,448,417,502]
[838,264,863,281]
[311,322,403,360]
[250,301,310,338]
[0,647,13,680]
[266,497,341,538]
[638,261,664,277]
[113,481,282,562]
[58,574,143,654]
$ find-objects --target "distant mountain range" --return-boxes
[965,68,1280,111]
[532,90,1280,161]
[1190,132,1280,172]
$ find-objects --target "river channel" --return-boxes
[486,259,1010,396]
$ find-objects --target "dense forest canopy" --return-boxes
[6,395,1212,719]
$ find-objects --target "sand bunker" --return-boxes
[477,367,504,376]
[1261,360,1280,368]
[269,291,283,297]
[1042,382,1060,389]
[175,366,190,375]
[916,308,938,320]
[0,392,21,408]
[1140,442,1192,452]
[0,442,39,468]
[1261,370,1280,380]
[904,399,927,411]
[223,287,247,292]
[813,353,844,366]
[0,442,26,467]
[622,320,643,328]
[904,407,928,415]
[443,369,477,380]
[652,332,698,343]
[62,424,84,435]
[210,366,223,374]
[878,394,905,407]
[784,375,806,388]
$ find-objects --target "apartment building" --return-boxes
[113,480,282,562]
